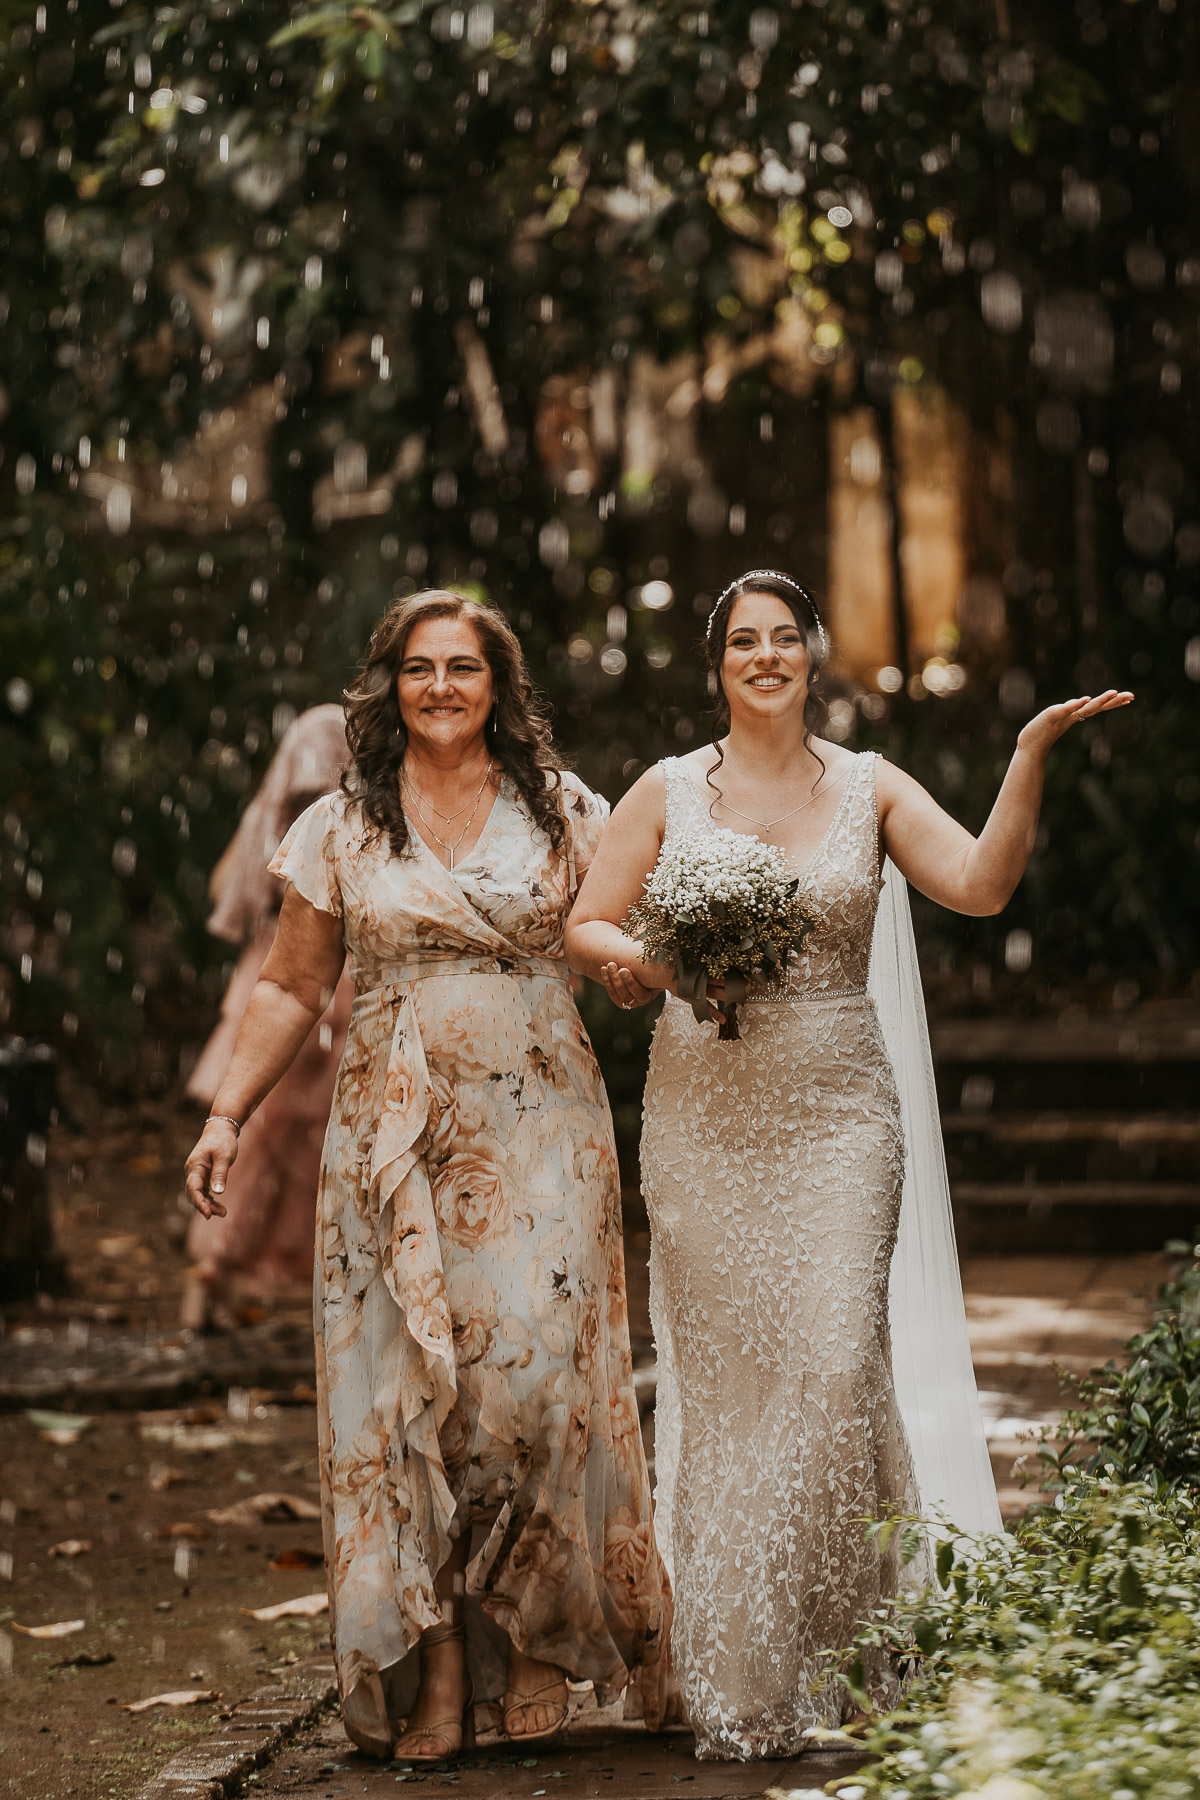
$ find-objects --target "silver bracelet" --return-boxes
[206,1114,242,1137]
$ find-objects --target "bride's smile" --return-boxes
[722,596,813,714]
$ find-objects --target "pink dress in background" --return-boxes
[186,705,353,1294]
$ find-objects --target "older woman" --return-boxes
[184,592,669,1761]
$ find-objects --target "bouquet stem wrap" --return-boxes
[623,827,816,1041]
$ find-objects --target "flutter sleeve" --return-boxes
[559,771,611,879]
[269,793,344,918]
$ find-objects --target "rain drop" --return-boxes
[980,270,1022,334]
[112,837,138,878]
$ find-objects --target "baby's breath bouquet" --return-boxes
[624,826,817,1041]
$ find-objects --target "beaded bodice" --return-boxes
[660,751,882,999]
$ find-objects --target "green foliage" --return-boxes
[1,0,1198,1079]
[1036,1250,1200,1494]
[837,1479,1200,1799]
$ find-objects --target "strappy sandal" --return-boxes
[502,1673,569,1743]
[391,1620,475,1761]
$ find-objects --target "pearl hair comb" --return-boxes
[706,569,830,657]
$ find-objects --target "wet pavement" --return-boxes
[239,1706,866,1800]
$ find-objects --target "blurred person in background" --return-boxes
[183,703,353,1330]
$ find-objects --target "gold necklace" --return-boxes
[402,761,494,869]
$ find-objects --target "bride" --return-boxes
[564,569,1131,1760]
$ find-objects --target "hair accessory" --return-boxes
[706,569,830,657]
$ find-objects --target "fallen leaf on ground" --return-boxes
[48,1540,92,1558]
[207,1492,321,1526]
[121,1689,219,1713]
[140,1423,234,1452]
[124,1154,162,1174]
[52,1649,114,1668]
[154,1522,206,1541]
[243,1592,328,1622]
[98,1233,142,1258]
[147,1465,186,1492]
[13,1619,86,1638]
[26,1409,93,1439]
[800,1725,859,1745]
[268,1547,324,1570]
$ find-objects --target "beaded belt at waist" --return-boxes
[742,983,869,1004]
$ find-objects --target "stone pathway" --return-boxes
[235,1695,864,1800]
[964,1249,1167,1515]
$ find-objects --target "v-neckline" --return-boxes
[411,782,505,882]
[677,755,860,883]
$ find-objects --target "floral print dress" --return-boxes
[270,773,669,1725]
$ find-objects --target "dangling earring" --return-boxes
[488,704,498,738]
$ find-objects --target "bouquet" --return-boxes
[623,825,818,1041]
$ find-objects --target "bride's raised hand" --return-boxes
[1017,689,1133,759]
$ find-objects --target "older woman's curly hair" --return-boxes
[340,590,566,858]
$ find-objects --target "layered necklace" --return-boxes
[401,758,494,869]
[709,762,851,833]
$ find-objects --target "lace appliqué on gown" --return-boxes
[642,753,930,1761]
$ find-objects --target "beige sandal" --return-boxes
[391,1620,475,1761]
[502,1673,569,1742]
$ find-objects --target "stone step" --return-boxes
[942,1112,1200,1143]
[952,1180,1200,1207]
[943,1112,1200,1187]
[931,1003,1200,1064]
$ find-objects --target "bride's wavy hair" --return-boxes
[703,571,831,794]
[340,590,566,858]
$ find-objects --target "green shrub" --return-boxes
[816,1254,1200,1800]
[1037,1249,1200,1495]
[833,1479,1200,1800]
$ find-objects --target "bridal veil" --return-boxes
[869,857,1002,1538]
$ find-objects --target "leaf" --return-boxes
[206,1492,321,1527]
[269,1547,325,1570]
[12,1619,86,1638]
[935,1539,955,1588]
[1118,1561,1147,1608]
[912,1618,939,1656]
[26,1410,93,1437]
[121,1689,219,1713]
[244,1591,328,1622]
[268,5,359,47]
[48,1540,92,1558]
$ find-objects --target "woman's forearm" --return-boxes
[565,919,667,986]
[958,744,1047,914]
[207,978,329,1124]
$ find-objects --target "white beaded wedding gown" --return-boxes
[642,751,994,1760]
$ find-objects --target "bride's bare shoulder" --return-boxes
[675,747,721,781]
[809,739,861,780]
